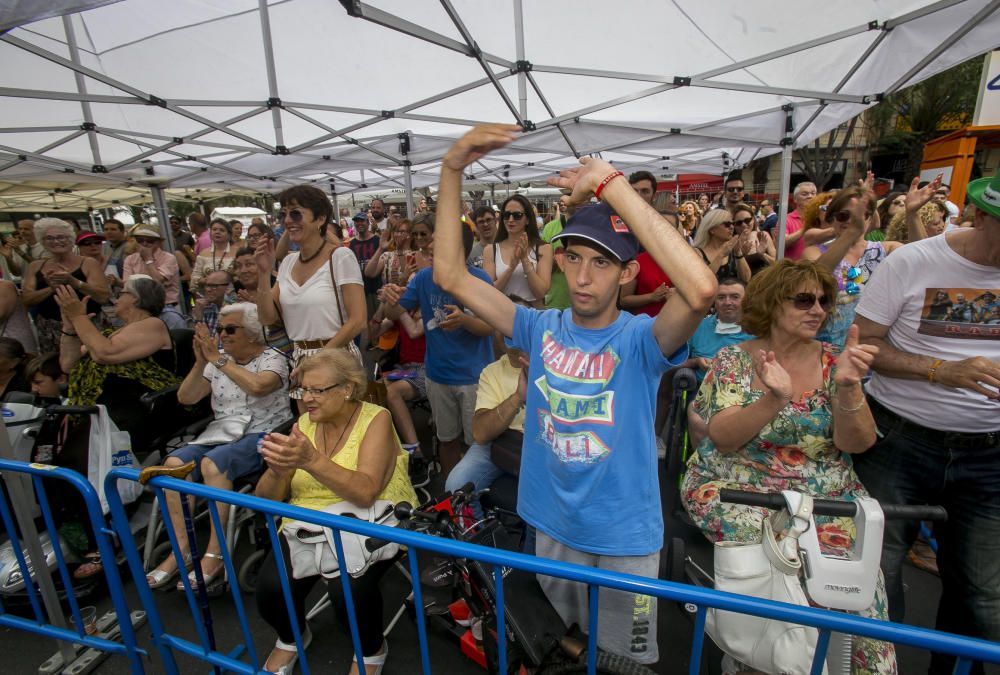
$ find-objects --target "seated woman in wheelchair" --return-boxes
[679,258,895,673]
[145,302,292,590]
[53,274,182,579]
[255,348,417,675]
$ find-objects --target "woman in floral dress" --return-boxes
[681,256,896,675]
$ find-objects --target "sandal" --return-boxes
[177,552,226,591]
[349,641,388,675]
[265,628,312,674]
[146,554,191,590]
[73,553,103,580]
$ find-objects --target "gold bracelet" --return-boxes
[837,398,867,413]
[927,359,944,383]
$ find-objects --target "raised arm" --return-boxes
[548,158,717,355]
[902,173,942,243]
[433,125,522,337]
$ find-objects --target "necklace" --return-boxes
[319,402,359,457]
[211,243,229,271]
[298,240,326,264]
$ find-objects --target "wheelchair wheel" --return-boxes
[538,651,657,675]
[238,549,268,594]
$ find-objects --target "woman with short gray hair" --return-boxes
[21,217,109,352]
[146,302,291,590]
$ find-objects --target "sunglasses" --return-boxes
[733,217,754,226]
[833,210,872,223]
[716,221,735,229]
[787,292,833,311]
[79,239,103,245]
[134,237,160,245]
[215,324,242,335]
[726,186,744,193]
[503,211,525,220]
[280,208,305,223]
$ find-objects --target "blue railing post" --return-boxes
[688,605,706,675]
[493,564,507,675]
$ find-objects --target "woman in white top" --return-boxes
[255,185,366,370]
[483,194,552,308]
[191,219,238,293]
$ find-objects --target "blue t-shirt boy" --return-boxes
[688,314,755,384]
[399,266,494,386]
[510,304,686,556]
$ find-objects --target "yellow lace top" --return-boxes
[288,402,418,514]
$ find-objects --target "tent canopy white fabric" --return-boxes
[1,0,998,200]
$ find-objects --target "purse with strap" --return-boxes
[283,499,399,579]
[705,493,828,675]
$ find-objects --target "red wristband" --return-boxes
[594,171,624,201]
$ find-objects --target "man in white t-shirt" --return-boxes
[369,198,388,232]
[852,171,1000,674]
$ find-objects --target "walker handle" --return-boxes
[719,489,947,522]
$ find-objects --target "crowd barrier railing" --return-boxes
[102,466,1000,675]
[0,459,147,673]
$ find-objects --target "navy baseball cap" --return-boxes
[551,202,639,262]
[353,212,368,221]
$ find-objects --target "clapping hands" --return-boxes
[753,349,794,403]
[833,325,879,388]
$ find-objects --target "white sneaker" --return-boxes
[656,436,667,459]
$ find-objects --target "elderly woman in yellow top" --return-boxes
[254,348,416,675]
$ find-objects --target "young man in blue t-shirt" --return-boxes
[431,125,718,664]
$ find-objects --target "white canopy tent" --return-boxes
[1,0,999,253]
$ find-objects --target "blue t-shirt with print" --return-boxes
[688,315,755,384]
[509,304,686,555]
[399,267,494,386]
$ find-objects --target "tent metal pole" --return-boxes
[150,185,177,254]
[331,182,340,230]
[775,144,793,260]
[513,0,528,119]
[62,16,103,168]
[403,162,414,218]
[258,0,285,149]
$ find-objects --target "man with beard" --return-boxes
[369,198,388,232]
[467,206,497,268]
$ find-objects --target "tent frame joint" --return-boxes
[514,60,532,73]
[148,95,167,108]
[521,120,536,131]
[673,76,691,86]
[381,110,395,118]
[274,145,289,155]
[267,97,282,108]
[80,122,96,131]
[780,137,794,147]
[92,165,108,173]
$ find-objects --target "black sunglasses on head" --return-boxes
[787,292,833,311]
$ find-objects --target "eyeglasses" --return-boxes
[215,324,242,335]
[732,217,754,226]
[787,292,833,311]
[289,382,343,399]
[43,235,72,243]
[502,211,525,220]
[725,186,744,193]
[475,218,496,226]
[280,208,305,223]
[134,237,160,245]
[832,210,872,223]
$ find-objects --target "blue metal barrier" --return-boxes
[101,465,1000,675]
[0,459,146,673]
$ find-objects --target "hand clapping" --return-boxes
[753,349,794,403]
[258,424,319,475]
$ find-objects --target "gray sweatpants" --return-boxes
[535,531,659,665]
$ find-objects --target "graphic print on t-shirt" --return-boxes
[918,287,1000,339]
[537,330,620,463]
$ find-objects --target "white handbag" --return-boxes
[283,499,399,579]
[706,494,828,675]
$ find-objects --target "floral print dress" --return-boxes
[681,344,896,675]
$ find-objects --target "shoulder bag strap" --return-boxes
[328,248,345,326]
